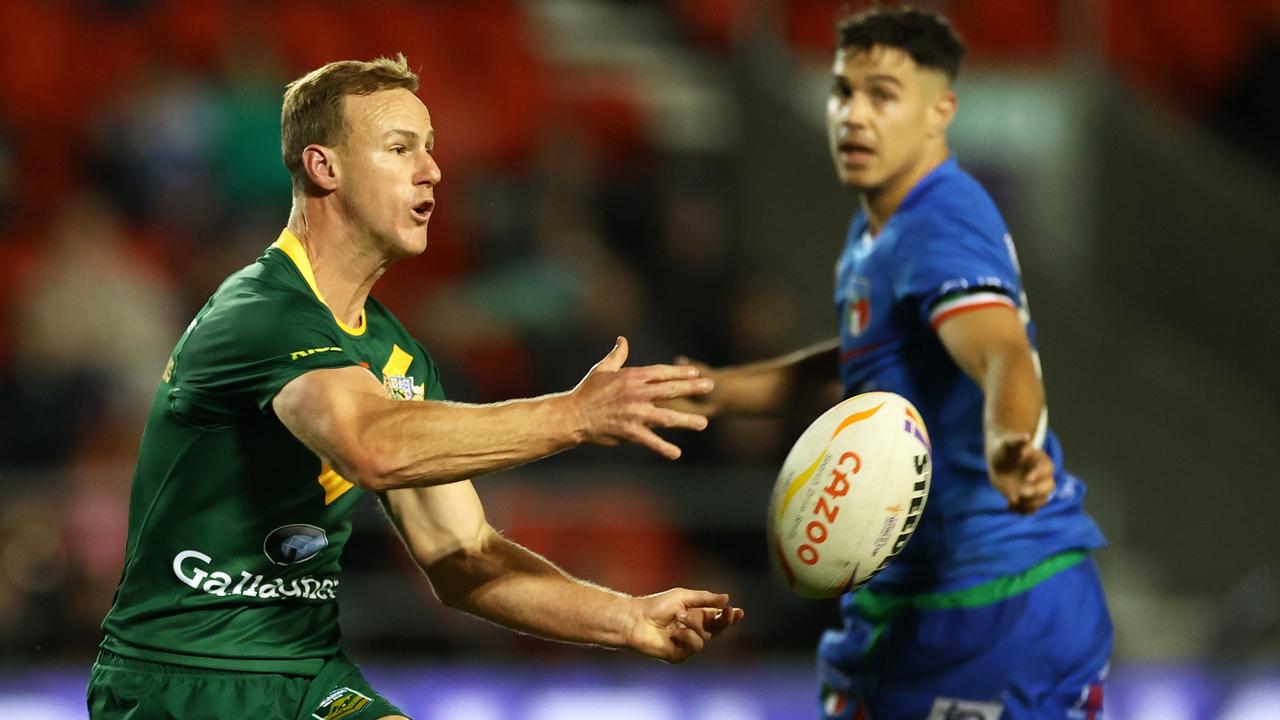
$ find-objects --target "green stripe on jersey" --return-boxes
[854,550,1088,620]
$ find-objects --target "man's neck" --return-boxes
[286,202,387,330]
[861,145,950,235]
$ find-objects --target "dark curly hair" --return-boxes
[837,6,966,81]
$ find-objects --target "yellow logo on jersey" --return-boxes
[290,346,343,361]
[311,687,371,720]
[381,343,424,400]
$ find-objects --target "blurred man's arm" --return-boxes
[380,482,743,663]
[936,305,1055,514]
[665,338,841,418]
[274,337,712,491]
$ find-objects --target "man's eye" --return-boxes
[391,146,407,155]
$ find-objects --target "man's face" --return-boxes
[335,88,441,259]
[826,46,950,191]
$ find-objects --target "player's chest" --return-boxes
[834,233,898,343]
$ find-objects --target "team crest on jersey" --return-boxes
[382,374,424,401]
[311,687,371,720]
[845,277,872,337]
[381,371,417,399]
[380,344,425,401]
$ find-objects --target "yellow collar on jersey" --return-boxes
[272,229,368,337]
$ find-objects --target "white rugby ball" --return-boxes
[768,391,932,599]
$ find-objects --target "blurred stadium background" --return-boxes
[0,0,1277,717]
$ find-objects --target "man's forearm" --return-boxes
[427,528,636,648]
[981,346,1046,451]
[353,394,583,490]
[717,338,840,416]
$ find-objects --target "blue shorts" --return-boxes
[817,552,1111,720]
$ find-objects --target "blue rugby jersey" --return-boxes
[833,158,1105,594]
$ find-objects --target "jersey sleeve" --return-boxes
[414,341,448,402]
[890,212,1021,330]
[168,287,360,421]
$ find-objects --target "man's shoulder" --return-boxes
[909,163,1004,228]
[206,253,329,324]
[892,173,1006,255]
[183,257,339,365]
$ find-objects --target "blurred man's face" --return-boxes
[336,88,441,259]
[826,45,951,191]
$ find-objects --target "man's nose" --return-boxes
[417,153,442,186]
[843,92,871,127]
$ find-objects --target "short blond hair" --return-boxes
[281,54,419,190]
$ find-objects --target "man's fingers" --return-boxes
[1020,474,1055,498]
[646,408,708,431]
[672,625,705,658]
[595,336,629,373]
[646,377,715,401]
[701,607,744,636]
[636,364,703,382]
[676,590,731,609]
[1018,451,1054,498]
[633,427,683,460]
[677,611,713,642]
[1009,482,1052,513]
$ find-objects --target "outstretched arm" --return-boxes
[274,337,713,491]
[936,306,1055,514]
[664,338,842,418]
[381,482,743,663]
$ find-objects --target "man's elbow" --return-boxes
[345,442,473,491]
[326,443,398,493]
[343,455,465,492]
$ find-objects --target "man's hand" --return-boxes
[658,339,841,419]
[988,432,1055,514]
[657,356,723,416]
[624,589,744,664]
[569,337,714,459]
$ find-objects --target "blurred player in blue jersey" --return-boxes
[670,7,1111,719]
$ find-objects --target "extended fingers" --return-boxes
[635,363,703,382]
[677,610,713,642]
[675,590,731,609]
[682,607,744,639]
[646,407,708,431]
[712,607,744,634]
[643,377,714,402]
[631,427,684,460]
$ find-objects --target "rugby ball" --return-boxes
[768,392,932,599]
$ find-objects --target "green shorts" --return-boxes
[86,649,406,720]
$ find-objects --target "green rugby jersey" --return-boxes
[101,229,445,675]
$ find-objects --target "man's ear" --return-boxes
[929,88,957,139]
[301,144,340,192]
